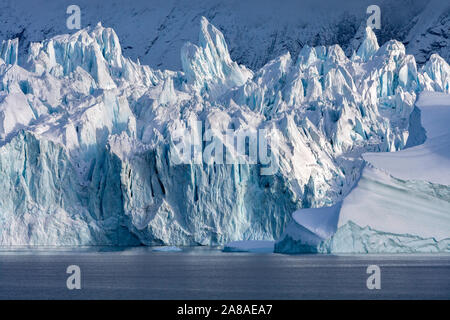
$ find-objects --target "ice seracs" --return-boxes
[0,38,18,65]
[0,17,449,250]
[181,17,253,98]
[355,27,379,62]
[276,92,450,253]
[421,54,450,93]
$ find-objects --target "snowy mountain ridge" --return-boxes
[276,92,450,253]
[0,17,449,249]
[1,0,449,71]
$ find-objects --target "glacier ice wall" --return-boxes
[320,222,450,254]
[181,17,253,98]
[0,38,18,65]
[0,18,449,247]
[355,27,379,62]
[0,131,139,245]
[276,92,450,253]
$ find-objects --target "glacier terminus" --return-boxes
[0,16,449,253]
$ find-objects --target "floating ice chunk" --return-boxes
[223,240,274,253]
[152,246,182,252]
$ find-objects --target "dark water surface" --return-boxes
[0,247,448,299]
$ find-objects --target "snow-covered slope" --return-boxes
[276,92,450,253]
[1,0,448,71]
[0,16,449,247]
[363,92,450,185]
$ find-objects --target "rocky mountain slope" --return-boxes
[1,0,448,71]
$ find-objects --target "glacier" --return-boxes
[0,16,449,250]
[276,92,450,253]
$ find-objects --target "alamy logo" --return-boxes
[366,265,381,290]
[366,5,381,30]
[66,265,81,290]
[66,5,81,30]
[170,121,279,175]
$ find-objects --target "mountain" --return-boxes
[0,15,448,249]
[1,0,449,71]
